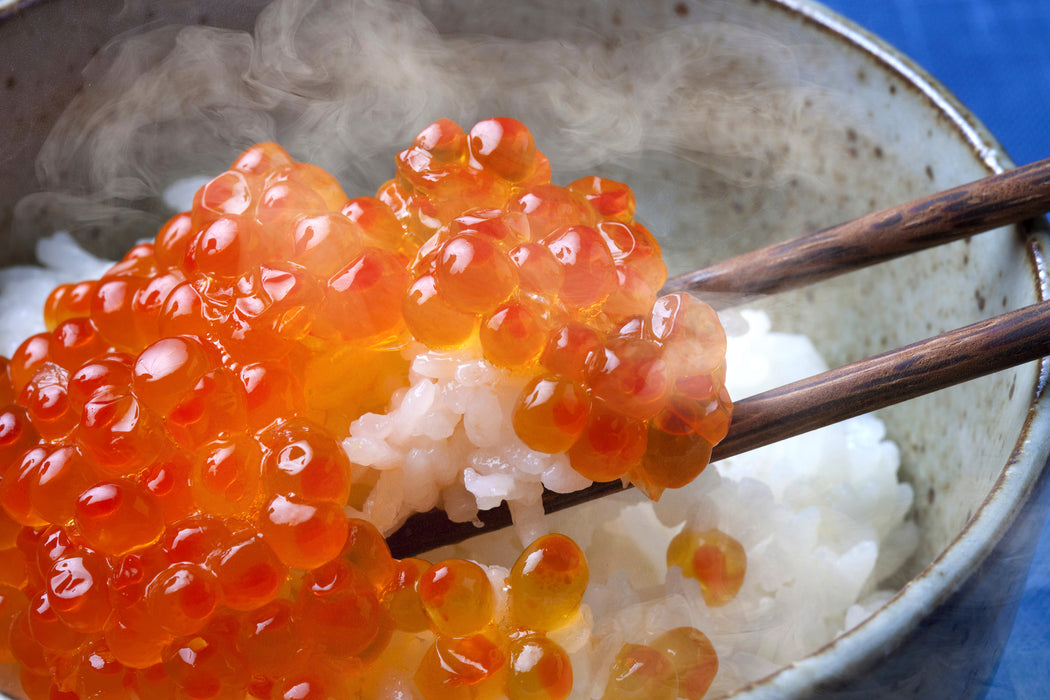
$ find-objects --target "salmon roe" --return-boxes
[667,527,748,608]
[0,117,733,698]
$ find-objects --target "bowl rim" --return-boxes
[730,0,1050,696]
[1,0,1048,697]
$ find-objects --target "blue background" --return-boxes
[819,2,1050,697]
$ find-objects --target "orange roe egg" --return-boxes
[231,141,295,177]
[10,609,49,678]
[567,176,635,222]
[603,643,677,700]
[648,294,727,370]
[596,221,665,291]
[632,425,715,500]
[258,494,348,570]
[44,551,111,633]
[154,211,196,271]
[0,585,28,662]
[2,447,51,528]
[402,274,477,348]
[209,530,287,612]
[48,318,108,373]
[295,559,381,658]
[511,184,592,240]
[512,375,591,454]
[340,518,397,592]
[165,367,248,449]
[18,363,77,442]
[194,170,256,226]
[29,445,95,526]
[341,196,407,254]
[414,633,506,700]
[139,451,196,524]
[132,335,217,417]
[651,626,719,700]
[509,241,564,296]
[509,533,588,631]
[541,322,602,384]
[468,117,539,182]
[506,634,573,700]
[0,359,13,407]
[479,297,549,368]
[74,480,165,557]
[26,591,84,653]
[191,433,263,517]
[256,179,328,233]
[162,634,245,700]
[9,334,51,395]
[449,208,530,247]
[104,600,174,670]
[383,557,430,634]
[434,233,517,314]
[0,547,27,590]
[325,247,410,346]
[418,558,494,638]
[542,224,616,310]
[192,214,263,279]
[667,527,747,607]
[126,663,181,700]
[43,280,99,332]
[90,276,149,352]
[567,401,647,482]
[272,663,356,700]
[156,279,211,339]
[270,161,348,211]
[288,212,363,277]
[260,420,352,505]
[72,641,134,699]
[237,598,298,674]
[75,391,163,476]
[146,563,221,637]
[239,363,306,432]
[586,337,669,421]
[160,515,232,564]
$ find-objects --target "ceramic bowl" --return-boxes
[1,0,1048,697]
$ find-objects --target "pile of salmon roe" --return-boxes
[390,118,732,499]
[0,117,734,699]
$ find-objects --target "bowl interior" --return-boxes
[0,0,1045,697]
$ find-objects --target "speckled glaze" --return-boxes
[1,0,1048,698]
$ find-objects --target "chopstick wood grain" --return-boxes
[386,299,1050,558]
[663,157,1050,303]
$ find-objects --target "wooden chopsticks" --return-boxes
[663,156,1050,305]
[385,159,1050,558]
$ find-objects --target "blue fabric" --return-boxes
[819,2,1050,697]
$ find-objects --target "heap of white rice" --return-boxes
[0,234,917,697]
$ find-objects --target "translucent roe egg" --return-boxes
[667,528,747,607]
[418,558,494,638]
[509,533,588,631]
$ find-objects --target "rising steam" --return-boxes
[17,0,841,256]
